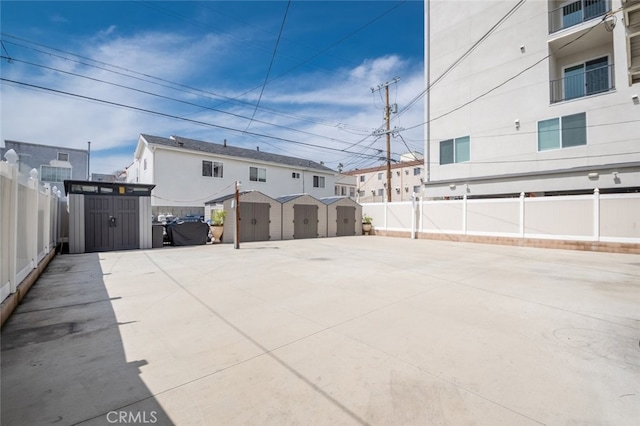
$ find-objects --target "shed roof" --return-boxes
[204,191,252,204]
[276,194,302,203]
[141,134,335,173]
[319,196,358,205]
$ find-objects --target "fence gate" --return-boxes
[239,202,270,242]
[336,206,356,236]
[293,204,318,239]
[85,195,139,252]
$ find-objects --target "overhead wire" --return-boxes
[1,77,386,161]
[244,0,291,132]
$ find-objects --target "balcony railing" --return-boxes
[549,0,609,33]
[550,63,614,103]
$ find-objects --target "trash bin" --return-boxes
[152,224,164,248]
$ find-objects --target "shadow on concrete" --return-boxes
[1,253,172,425]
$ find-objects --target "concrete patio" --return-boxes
[1,236,639,425]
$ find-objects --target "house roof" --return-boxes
[345,159,423,175]
[140,134,335,173]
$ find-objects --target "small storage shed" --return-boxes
[277,194,326,240]
[64,180,155,253]
[204,191,281,243]
[320,196,362,237]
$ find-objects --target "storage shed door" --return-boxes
[239,202,270,242]
[85,195,139,252]
[336,206,356,236]
[293,204,318,239]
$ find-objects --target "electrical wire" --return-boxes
[244,0,291,132]
[1,77,387,162]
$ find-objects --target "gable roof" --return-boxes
[140,134,335,173]
[344,159,423,175]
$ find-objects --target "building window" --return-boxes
[359,175,365,182]
[413,167,421,176]
[143,159,147,170]
[440,136,470,165]
[57,152,69,161]
[359,190,365,197]
[538,112,586,151]
[292,172,300,179]
[250,167,266,182]
[341,186,347,196]
[313,175,325,188]
[202,160,212,177]
[350,188,355,197]
[377,172,383,180]
[562,57,611,101]
[377,188,384,196]
[413,185,421,193]
[40,165,72,182]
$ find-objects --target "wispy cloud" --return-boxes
[1,29,424,174]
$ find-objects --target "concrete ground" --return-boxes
[1,236,639,425]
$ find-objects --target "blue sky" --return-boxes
[1,1,424,174]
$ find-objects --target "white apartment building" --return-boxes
[127,134,338,216]
[424,0,640,198]
[347,156,425,203]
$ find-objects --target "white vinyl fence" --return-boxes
[1,150,65,303]
[362,190,640,244]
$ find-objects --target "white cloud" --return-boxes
[1,29,424,175]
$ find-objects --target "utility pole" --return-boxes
[234,180,241,249]
[372,77,400,202]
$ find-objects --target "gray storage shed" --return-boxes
[64,180,155,253]
[320,196,362,237]
[204,191,281,243]
[277,194,326,240]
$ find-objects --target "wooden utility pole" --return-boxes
[372,78,399,202]
[384,84,391,202]
[234,180,240,249]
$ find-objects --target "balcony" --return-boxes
[550,61,614,103]
[549,0,610,33]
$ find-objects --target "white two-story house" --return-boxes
[127,134,339,216]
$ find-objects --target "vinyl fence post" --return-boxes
[519,192,525,238]
[5,150,19,294]
[462,194,468,235]
[593,188,600,242]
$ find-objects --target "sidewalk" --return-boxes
[2,237,639,425]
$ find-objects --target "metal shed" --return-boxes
[204,191,281,243]
[320,196,362,237]
[277,194,326,240]
[64,180,155,253]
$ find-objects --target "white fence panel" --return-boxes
[362,190,639,245]
[524,195,593,240]
[421,200,464,233]
[1,152,63,304]
[600,194,640,242]
[467,198,520,236]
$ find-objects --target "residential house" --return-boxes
[347,154,425,203]
[127,134,339,216]
[334,173,357,199]
[1,140,88,195]
[423,0,640,198]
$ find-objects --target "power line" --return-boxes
[1,77,386,161]
[0,34,372,134]
[1,55,374,150]
[244,0,291,132]
[396,0,528,123]
[405,8,610,132]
